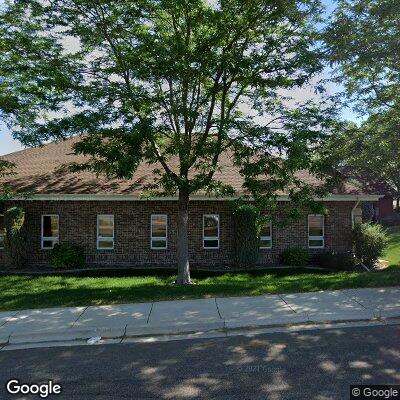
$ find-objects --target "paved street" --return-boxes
[0,324,399,399]
[1,287,400,347]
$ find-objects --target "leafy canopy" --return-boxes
[325,0,400,113]
[325,0,400,201]
[327,109,400,200]
[0,160,15,201]
[1,0,336,203]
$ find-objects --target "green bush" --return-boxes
[233,204,260,268]
[353,223,388,268]
[49,243,85,269]
[4,206,29,268]
[282,248,309,266]
[314,251,354,270]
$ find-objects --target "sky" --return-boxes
[0,0,358,156]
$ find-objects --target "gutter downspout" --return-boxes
[351,197,361,229]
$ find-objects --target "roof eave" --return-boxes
[7,193,384,202]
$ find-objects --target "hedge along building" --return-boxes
[0,137,381,269]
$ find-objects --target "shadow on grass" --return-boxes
[1,268,400,311]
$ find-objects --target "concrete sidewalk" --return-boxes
[1,287,399,348]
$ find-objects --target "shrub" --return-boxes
[353,223,388,268]
[4,206,29,268]
[282,248,309,266]
[314,251,354,270]
[49,243,85,269]
[233,204,260,268]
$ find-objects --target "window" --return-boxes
[260,220,272,249]
[308,214,324,248]
[0,214,4,249]
[151,214,167,249]
[203,214,219,249]
[97,215,114,250]
[41,215,59,249]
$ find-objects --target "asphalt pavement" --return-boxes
[0,324,399,399]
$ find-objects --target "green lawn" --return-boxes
[1,267,400,311]
[384,226,400,267]
[0,227,398,312]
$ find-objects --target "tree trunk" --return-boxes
[176,189,191,284]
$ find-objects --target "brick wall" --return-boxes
[0,200,355,269]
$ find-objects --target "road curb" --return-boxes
[7,327,125,345]
[4,315,400,349]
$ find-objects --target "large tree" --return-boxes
[0,0,336,283]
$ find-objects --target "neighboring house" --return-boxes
[377,196,395,221]
[0,138,381,269]
[340,168,395,222]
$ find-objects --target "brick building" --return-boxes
[0,138,381,268]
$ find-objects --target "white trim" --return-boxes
[151,214,168,250]
[260,220,272,249]
[351,199,361,228]
[41,214,59,250]
[97,214,115,250]
[308,214,325,249]
[203,214,220,249]
[0,214,4,250]
[8,194,383,202]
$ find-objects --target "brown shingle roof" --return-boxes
[0,137,367,197]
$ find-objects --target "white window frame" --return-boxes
[41,214,59,250]
[203,214,220,249]
[308,214,325,249]
[151,214,168,250]
[260,220,272,249]
[0,214,4,250]
[97,214,115,250]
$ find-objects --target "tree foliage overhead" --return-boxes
[325,0,400,205]
[325,0,400,113]
[0,160,14,177]
[0,159,15,200]
[327,109,400,203]
[0,0,336,201]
